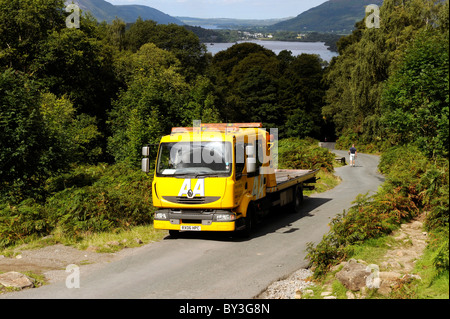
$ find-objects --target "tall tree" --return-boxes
[381,30,449,158]
[226,52,281,127]
[210,43,278,124]
[31,28,117,120]
[322,0,447,147]
[280,53,326,139]
[0,70,54,201]
[0,0,66,72]
[108,44,190,164]
[125,19,208,81]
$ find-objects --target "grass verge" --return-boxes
[0,224,168,257]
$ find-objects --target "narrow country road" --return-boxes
[2,146,384,299]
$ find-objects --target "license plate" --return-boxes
[180,225,201,231]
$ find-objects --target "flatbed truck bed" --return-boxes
[267,169,318,193]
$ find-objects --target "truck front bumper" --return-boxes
[153,209,236,232]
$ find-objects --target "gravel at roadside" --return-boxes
[257,268,315,299]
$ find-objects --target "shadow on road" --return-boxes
[162,196,332,242]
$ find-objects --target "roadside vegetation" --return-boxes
[0,163,160,253]
[276,137,341,195]
[306,146,449,298]
[304,0,449,299]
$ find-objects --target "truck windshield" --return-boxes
[156,142,232,177]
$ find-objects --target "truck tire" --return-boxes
[169,230,179,238]
[293,184,304,214]
[239,203,256,238]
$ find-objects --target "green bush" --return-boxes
[307,146,448,278]
[44,164,105,194]
[277,137,335,173]
[306,189,419,277]
[0,69,57,202]
[380,147,448,232]
[433,233,449,273]
[0,163,155,248]
[0,199,49,248]
[46,163,154,237]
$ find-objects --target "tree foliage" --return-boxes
[381,30,449,158]
[124,18,208,81]
[0,70,102,202]
[0,0,66,72]
[40,93,102,164]
[108,44,190,164]
[210,43,327,137]
[323,0,449,151]
[32,28,117,119]
[0,69,54,201]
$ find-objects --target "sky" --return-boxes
[104,0,329,20]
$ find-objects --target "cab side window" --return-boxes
[235,142,245,180]
[256,139,263,171]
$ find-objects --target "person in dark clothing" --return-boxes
[348,144,357,167]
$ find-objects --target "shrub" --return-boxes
[433,233,449,273]
[277,137,335,173]
[306,190,417,277]
[0,163,155,248]
[45,163,154,238]
[306,146,448,278]
[0,199,50,248]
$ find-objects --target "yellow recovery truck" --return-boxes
[142,123,318,237]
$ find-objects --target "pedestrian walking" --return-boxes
[348,144,357,167]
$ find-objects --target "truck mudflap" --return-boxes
[153,209,236,231]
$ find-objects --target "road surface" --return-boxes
[2,147,384,299]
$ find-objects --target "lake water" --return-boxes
[205,40,338,62]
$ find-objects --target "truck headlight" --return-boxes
[214,213,236,222]
[155,212,168,220]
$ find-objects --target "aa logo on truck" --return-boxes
[178,179,205,198]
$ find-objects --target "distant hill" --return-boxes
[271,0,384,33]
[178,17,293,29]
[71,0,183,24]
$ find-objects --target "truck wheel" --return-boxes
[240,204,255,238]
[169,230,179,238]
[293,184,304,214]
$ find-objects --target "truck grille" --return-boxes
[163,196,220,205]
[176,196,206,204]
